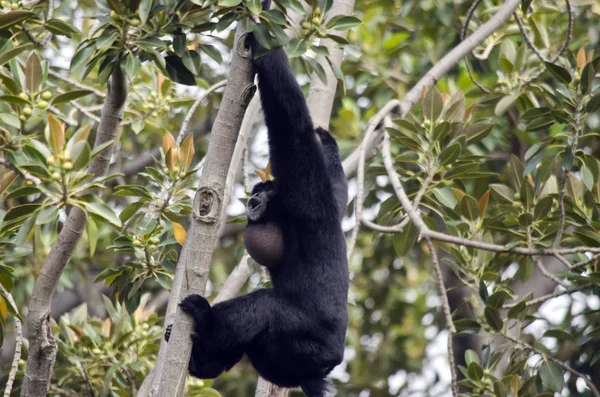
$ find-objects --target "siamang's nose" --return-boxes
[248,196,261,210]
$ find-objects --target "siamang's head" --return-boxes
[247,181,275,222]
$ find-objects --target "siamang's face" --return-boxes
[247,181,275,222]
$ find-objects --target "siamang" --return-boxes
[166,5,349,396]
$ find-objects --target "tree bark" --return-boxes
[21,66,128,397]
[151,25,255,397]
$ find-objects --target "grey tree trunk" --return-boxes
[21,66,129,397]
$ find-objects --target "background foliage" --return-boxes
[0,0,600,396]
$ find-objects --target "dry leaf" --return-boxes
[0,296,7,321]
[179,133,195,170]
[101,318,111,338]
[255,170,268,182]
[173,222,187,245]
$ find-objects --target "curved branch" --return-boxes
[176,80,227,145]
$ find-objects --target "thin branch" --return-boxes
[461,0,490,92]
[535,256,569,287]
[522,0,574,83]
[553,253,572,269]
[176,80,227,145]
[213,254,252,304]
[1,284,22,397]
[502,284,592,309]
[21,0,54,47]
[48,69,107,99]
[554,91,582,249]
[501,332,600,397]
[572,253,600,270]
[48,105,78,127]
[346,101,400,257]
[0,157,42,184]
[425,238,458,396]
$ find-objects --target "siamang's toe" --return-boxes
[164,324,173,342]
[180,294,211,315]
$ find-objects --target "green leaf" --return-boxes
[139,0,154,25]
[72,142,91,171]
[539,362,563,393]
[0,11,36,30]
[245,0,262,15]
[35,207,59,225]
[459,195,479,222]
[198,387,222,397]
[0,43,34,67]
[165,55,196,86]
[580,61,595,95]
[253,22,272,50]
[544,62,572,84]
[465,350,480,366]
[467,362,484,381]
[90,140,115,158]
[199,44,223,64]
[120,52,141,80]
[439,143,461,166]
[0,113,20,129]
[326,16,362,31]
[521,107,552,120]
[26,52,43,95]
[45,18,79,37]
[587,94,600,113]
[486,290,508,309]
[453,319,481,331]
[119,201,145,223]
[524,117,554,132]
[52,90,94,105]
[5,186,40,200]
[0,95,29,105]
[87,218,98,256]
[494,94,516,116]
[393,221,419,257]
[422,86,443,122]
[3,204,42,222]
[543,329,575,341]
[534,197,553,220]
[85,201,123,227]
[484,306,503,331]
[218,0,242,6]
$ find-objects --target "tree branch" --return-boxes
[1,284,22,397]
[21,65,129,397]
[176,80,227,145]
[151,25,255,397]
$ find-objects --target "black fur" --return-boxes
[168,11,349,396]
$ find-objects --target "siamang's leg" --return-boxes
[163,322,243,379]
[316,128,348,220]
[250,37,337,221]
[180,289,273,352]
[177,290,274,379]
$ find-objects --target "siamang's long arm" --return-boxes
[251,41,337,220]
[317,128,348,220]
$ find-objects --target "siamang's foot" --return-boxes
[180,294,211,318]
[316,127,336,146]
[164,324,173,342]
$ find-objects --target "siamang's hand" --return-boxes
[179,294,211,318]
